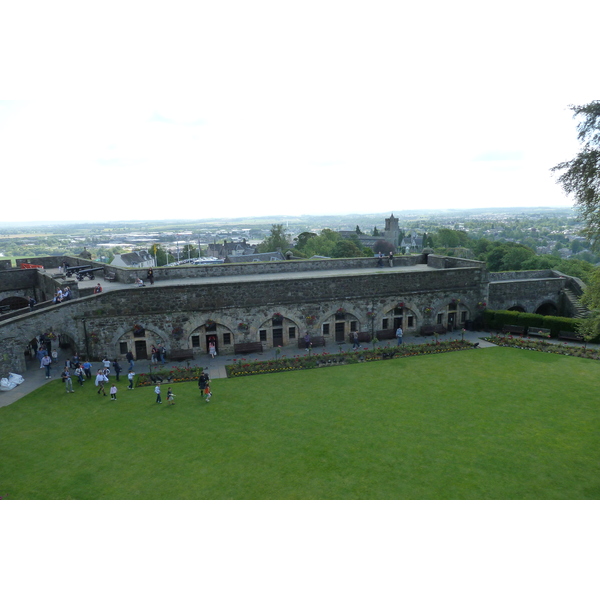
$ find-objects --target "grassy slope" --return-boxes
[1,347,598,499]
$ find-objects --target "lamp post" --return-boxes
[81,318,90,359]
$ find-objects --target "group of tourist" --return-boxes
[52,286,72,303]
[150,344,167,364]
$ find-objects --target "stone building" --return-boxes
[0,252,586,376]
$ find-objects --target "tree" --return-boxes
[372,226,380,237]
[373,239,395,255]
[294,232,317,254]
[257,224,290,253]
[552,101,600,247]
[355,225,362,235]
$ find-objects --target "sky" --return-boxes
[1,0,598,223]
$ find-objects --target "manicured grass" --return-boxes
[1,347,599,499]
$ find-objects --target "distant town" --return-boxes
[1,207,595,280]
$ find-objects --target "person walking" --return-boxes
[155,383,162,404]
[388,251,394,267]
[127,369,135,390]
[209,341,217,358]
[126,351,134,371]
[83,359,92,379]
[62,368,74,393]
[113,359,122,381]
[75,365,85,386]
[41,354,52,379]
[95,369,108,396]
[396,326,403,345]
[147,268,154,285]
[159,344,166,365]
[377,252,383,267]
[198,372,207,398]
[167,387,175,405]
[352,331,360,349]
[110,384,118,401]
[151,345,158,364]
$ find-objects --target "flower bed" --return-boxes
[226,340,475,377]
[136,366,203,386]
[484,335,600,359]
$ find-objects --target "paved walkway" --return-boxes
[3,329,595,409]
[0,330,495,408]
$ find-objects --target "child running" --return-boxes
[167,387,175,405]
[110,384,118,401]
[204,383,211,402]
[127,369,135,390]
[155,383,162,404]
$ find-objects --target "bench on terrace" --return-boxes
[298,336,326,349]
[169,349,194,361]
[348,332,372,343]
[420,324,447,336]
[502,325,525,336]
[376,329,396,340]
[528,327,551,338]
[234,341,263,354]
[558,331,584,342]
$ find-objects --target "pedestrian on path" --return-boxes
[83,360,92,379]
[110,384,118,401]
[127,369,135,390]
[41,354,52,378]
[75,365,85,386]
[396,326,403,345]
[352,331,360,349]
[209,341,217,358]
[155,383,162,404]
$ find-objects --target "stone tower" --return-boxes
[384,214,400,250]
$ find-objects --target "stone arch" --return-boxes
[507,305,526,313]
[535,301,558,316]
[111,323,171,361]
[257,312,302,350]
[0,295,28,310]
[188,321,235,355]
[381,301,420,333]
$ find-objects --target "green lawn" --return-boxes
[1,347,599,499]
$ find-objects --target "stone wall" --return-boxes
[488,278,565,313]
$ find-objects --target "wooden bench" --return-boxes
[502,325,525,336]
[298,336,326,349]
[528,327,551,338]
[420,324,447,336]
[558,331,583,342]
[169,349,194,361]
[376,329,396,340]
[348,332,372,343]
[234,342,263,354]
[104,272,117,282]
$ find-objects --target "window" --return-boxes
[350,321,357,332]
[191,335,200,348]
[206,322,216,332]
[394,307,403,315]
[322,323,330,335]
[461,311,467,323]
[259,329,267,342]
[119,342,128,354]
[335,312,345,321]
[437,313,443,325]
[223,333,231,344]
[408,316,414,327]
[382,318,389,329]
[288,327,296,339]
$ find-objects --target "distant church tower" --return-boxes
[384,214,400,250]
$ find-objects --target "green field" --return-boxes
[1,347,598,499]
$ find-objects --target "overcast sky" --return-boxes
[1,1,598,223]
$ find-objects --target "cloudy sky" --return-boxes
[1,1,598,222]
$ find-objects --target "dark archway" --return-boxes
[507,305,526,313]
[536,302,558,316]
[0,296,28,310]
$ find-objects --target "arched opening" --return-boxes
[117,326,166,361]
[383,304,417,335]
[0,296,28,311]
[507,305,526,313]
[535,302,558,316]
[258,313,300,349]
[189,322,234,355]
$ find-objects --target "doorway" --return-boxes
[447,312,456,331]
[135,340,148,360]
[335,322,345,343]
[272,327,283,347]
[206,335,218,355]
